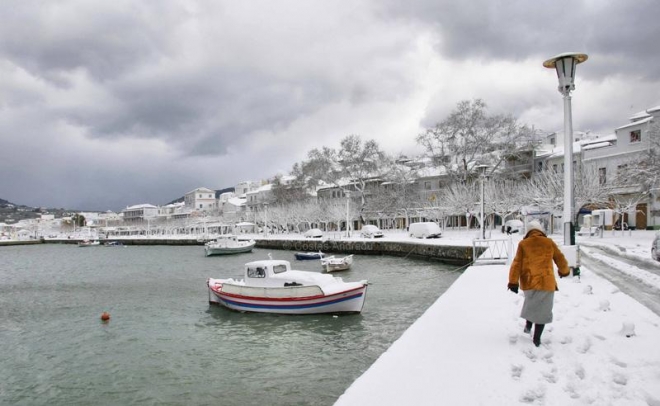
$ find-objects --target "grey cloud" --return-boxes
[377,0,660,80]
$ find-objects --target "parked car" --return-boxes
[408,222,442,239]
[503,219,524,235]
[304,228,324,238]
[360,225,384,238]
[652,233,660,261]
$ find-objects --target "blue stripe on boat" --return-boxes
[221,292,363,310]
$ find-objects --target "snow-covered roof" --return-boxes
[125,204,158,210]
[247,183,273,194]
[227,197,246,207]
[648,105,660,113]
[582,141,615,150]
[185,187,215,195]
[616,116,653,131]
[629,110,651,121]
[416,166,447,178]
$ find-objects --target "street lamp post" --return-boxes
[543,52,588,247]
[263,203,268,238]
[476,164,490,239]
[345,191,351,238]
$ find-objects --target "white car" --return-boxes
[652,232,660,261]
[408,222,442,239]
[304,228,324,238]
[360,225,384,238]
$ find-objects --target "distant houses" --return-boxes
[19,104,657,236]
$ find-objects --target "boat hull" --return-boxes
[294,252,324,260]
[205,244,255,256]
[208,283,367,314]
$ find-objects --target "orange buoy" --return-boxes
[100,312,111,322]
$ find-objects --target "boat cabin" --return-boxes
[244,260,290,283]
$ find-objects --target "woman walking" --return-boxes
[508,220,570,347]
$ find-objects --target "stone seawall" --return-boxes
[2,237,475,264]
[254,238,473,265]
[0,239,43,247]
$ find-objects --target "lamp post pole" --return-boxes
[543,52,588,247]
[263,203,268,238]
[480,175,485,239]
[345,191,350,238]
[476,164,489,240]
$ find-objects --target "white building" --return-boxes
[184,187,216,212]
[122,204,159,223]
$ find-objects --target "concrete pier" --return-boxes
[2,237,476,264]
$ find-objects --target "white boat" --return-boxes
[78,240,100,247]
[204,235,255,256]
[320,254,354,272]
[207,258,368,314]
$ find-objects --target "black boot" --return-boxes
[524,320,532,334]
[533,324,545,347]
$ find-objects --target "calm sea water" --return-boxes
[0,244,462,406]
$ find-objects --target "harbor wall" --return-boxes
[254,238,474,265]
[2,237,476,265]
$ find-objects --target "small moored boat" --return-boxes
[294,251,324,260]
[78,240,100,247]
[205,235,255,256]
[207,258,368,314]
[320,254,354,272]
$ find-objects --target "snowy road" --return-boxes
[580,245,660,317]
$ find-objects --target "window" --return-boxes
[273,264,287,274]
[424,181,432,190]
[630,130,641,143]
[561,163,565,173]
[247,267,266,278]
[199,204,203,208]
[599,167,607,185]
[537,162,543,172]
[550,137,555,145]
[552,164,558,173]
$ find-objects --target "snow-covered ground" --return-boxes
[335,229,660,405]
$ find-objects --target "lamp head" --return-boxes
[543,52,588,95]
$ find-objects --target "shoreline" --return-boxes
[1,235,476,265]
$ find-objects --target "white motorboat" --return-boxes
[78,240,100,247]
[207,258,368,314]
[204,235,255,256]
[320,254,354,272]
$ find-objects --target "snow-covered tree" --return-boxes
[299,135,390,211]
[416,99,539,183]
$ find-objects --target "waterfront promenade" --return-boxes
[335,231,660,405]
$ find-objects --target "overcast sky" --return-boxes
[1,1,659,211]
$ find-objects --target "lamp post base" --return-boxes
[564,222,575,246]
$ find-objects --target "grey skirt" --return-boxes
[520,290,554,324]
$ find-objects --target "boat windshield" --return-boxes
[247,267,266,278]
[273,264,287,274]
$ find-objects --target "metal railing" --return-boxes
[472,237,514,265]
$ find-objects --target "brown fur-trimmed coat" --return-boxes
[508,229,570,291]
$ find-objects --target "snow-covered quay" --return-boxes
[335,230,660,405]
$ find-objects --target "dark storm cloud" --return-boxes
[0,1,182,81]
[377,0,660,80]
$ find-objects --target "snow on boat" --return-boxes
[207,259,368,314]
[294,251,325,260]
[320,254,353,273]
[204,235,255,256]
